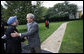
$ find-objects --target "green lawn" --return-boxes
[16,22,63,44]
[39,22,63,43]
[59,20,83,53]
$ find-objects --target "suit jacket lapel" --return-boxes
[29,21,34,31]
[29,25,32,31]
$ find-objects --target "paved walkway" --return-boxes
[41,22,69,53]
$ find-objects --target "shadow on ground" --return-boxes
[21,43,52,53]
[4,43,52,53]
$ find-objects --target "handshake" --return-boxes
[11,31,20,37]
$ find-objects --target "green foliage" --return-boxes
[4,1,32,25]
[33,1,45,22]
[47,1,77,19]
[1,5,7,24]
[1,1,48,25]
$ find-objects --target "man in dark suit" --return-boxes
[11,13,41,53]
[5,16,25,53]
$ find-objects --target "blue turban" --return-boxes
[7,16,17,25]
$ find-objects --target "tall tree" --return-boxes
[2,1,45,24]
[1,4,7,25]
[32,1,44,21]
[47,1,77,19]
[4,1,32,25]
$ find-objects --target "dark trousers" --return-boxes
[46,24,49,29]
[30,46,41,53]
[6,43,21,53]
[0,39,5,53]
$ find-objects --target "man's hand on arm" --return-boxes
[24,37,28,40]
[11,31,21,37]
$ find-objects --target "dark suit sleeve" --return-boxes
[5,27,24,42]
[5,27,14,38]
[21,24,38,38]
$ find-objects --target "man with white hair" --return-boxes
[11,13,41,53]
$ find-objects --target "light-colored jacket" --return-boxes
[21,21,41,47]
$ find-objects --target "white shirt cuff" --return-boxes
[19,33,21,37]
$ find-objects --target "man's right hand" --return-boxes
[11,31,19,37]
[24,37,27,40]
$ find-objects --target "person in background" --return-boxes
[47,20,49,28]
[45,20,49,29]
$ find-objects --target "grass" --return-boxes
[39,22,63,43]
[16,22,63,44]
[4,19,83,53]
[59,20,83,53]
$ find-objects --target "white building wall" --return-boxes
[76,12,80,19]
